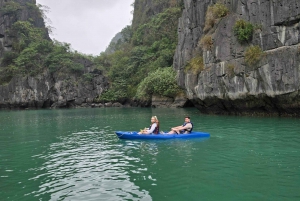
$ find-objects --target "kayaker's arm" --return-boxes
[147,123,157,134]
[182,123,192,130]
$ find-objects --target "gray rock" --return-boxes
[172,93,189,108]
[151,95,174,108]
[105,102,112,107]
[112,102,123,107]
[81,103,89,108]
[174,0,300,116]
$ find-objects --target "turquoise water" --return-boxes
[0,108,299,201]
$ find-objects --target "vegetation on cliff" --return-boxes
[0,1,94,85]
[0,20,88,84]
[184,56,204,74]
[95,0,184,102]
[244,45,264,66]
[234,19,254,43]
[204,2,229,33]
[0,1,21,14]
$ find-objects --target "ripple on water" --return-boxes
[26,129,152,201]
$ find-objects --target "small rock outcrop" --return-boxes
[174,0,300,116]
[151,93,189,108]
[151,95,174,108]
[0,67,108,109]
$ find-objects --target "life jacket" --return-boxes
[149,123,159,134]
[182,122,193,133]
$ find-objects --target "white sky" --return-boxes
[36,0,133,55]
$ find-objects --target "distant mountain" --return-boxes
[105,32,123,54]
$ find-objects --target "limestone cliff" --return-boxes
[174,0,300,116]
[0,0,108,109]
[0,0,46,58]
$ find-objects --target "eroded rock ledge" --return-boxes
[0,68,108,109]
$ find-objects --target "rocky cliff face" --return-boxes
[174,0,300,116]
[0,0,108,109]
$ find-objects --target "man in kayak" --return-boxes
[163,116,193,134]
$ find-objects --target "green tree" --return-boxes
[136,67,181,99]
[0,1,22,15]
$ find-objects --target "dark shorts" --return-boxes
[179,130,190,134]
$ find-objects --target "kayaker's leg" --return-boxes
[138,129,148,134]
[168,128,179,134]
[171,126,186,134]
[164,125,183,134]
[171,126,181,130]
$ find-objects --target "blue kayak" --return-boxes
[115,131,210,140]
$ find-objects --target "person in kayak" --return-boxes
[138,116,160,134]
[163,116,193,134]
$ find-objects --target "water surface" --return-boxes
[0,108,299,200]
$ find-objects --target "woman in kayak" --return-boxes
[138,116,160,134]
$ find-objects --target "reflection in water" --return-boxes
[29,128,152,201]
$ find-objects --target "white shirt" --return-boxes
[147,123,157,134]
